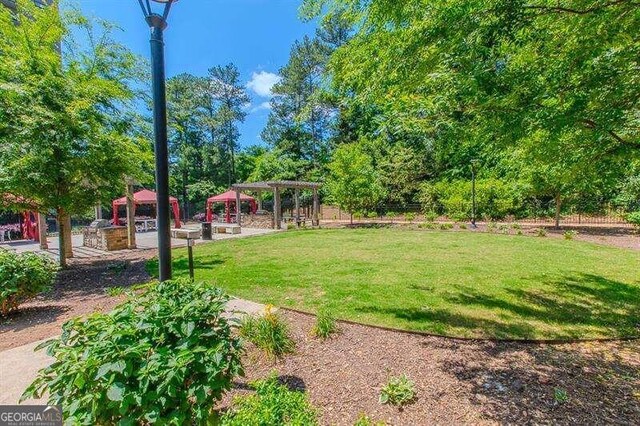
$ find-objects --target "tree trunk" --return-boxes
[554,193,562,229]
[57,208,73,268]
[350,212,353,225]
[182,168,189,221]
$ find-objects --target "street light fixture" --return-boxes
[470,159,479,229]
[136,0,178,281]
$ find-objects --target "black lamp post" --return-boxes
[470,159,479,228]
[137,0,177,281]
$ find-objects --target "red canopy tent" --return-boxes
[206,190,257,223]
[1,194,40,241]
[112,189,181,228]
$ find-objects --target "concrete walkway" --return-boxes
[0,298,267,405]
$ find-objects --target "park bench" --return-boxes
[214,224,241,234]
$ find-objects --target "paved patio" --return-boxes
[0,226,276,259]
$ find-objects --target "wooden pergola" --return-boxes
[231,181,321,229]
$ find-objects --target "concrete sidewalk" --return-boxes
[0,298,267,405]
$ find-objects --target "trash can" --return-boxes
[201,222,212,240]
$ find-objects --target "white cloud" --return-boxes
[249,101,272,113]
[246,71,281,97]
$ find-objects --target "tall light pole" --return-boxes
[470,159,479,229]
[137,0,177,281]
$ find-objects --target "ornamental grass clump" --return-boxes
[0,250,57,315]
[22,279,244,425]
[220,374,318,425]
[312,309,339,340]
[239,305,295,359]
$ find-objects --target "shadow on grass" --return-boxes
[358,274,640,339]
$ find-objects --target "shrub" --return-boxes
[0,251,57,315]
[564,230,578,240]
[423,210,438,222]
[379,374,416,407]
[312,309,338,340]
[366,211,378,219]
[459,223,467,230]
[418,222,436,230]
[220,374,318,425]
[22,279,244,425]
[404,212,416,223]
[287,222,296,230]
[239,305,295,359]
[625,211,640,229]
[536,228,547,237]
[439,223,454,230]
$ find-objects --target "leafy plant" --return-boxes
[379,374,416,407]
[366,211,378,219]
[22,279,244,425]
[239,305,295,359]
[439,223,454,230]
[104,286,125,297]
[287,222,296,230]
[418,222,436,230]
[563,230,578,240]
[312,309,338,340]
[0,251,57,315]
[625,211,640,229]
[404,212,416,223]
[459,223,467,230]
[554,387,569,404]
[354,413,386,426]
[423,210,438,222]
[536,228,547,237]
[220,374,318,425]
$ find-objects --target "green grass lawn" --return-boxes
[152,229,640,340]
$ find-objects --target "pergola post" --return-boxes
[235,190,242,226]
[312,188,319,227]
[274,186,281,229]
[94,203,102,220]
[126,180,137,249]
[294,188,300,228]
[257,190,263,211]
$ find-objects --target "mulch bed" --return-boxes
[234,311,640,425]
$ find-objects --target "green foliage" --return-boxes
[326,142,385,223]
[312,309,338,340]
[0,2,151,265]
[536,228,548,237]
[239,306,296,359]
[554,388,569,404]
[0,251,57,315]
[104,286,125,297]
[220,374,319,426]
[564,230,578,240]
[354,413,386,426]
[379,374,416,407]
[404,212,416,223]
[22,279,244,425]
[419,179,521,221]
[626,212,640,229]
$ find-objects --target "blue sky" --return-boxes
[70,0,317,148]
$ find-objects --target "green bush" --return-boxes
[404,212,416,223]
[379,374,416,407]
[221,374,318,426]
[626,211,640,229]
[418,179,521,221]
[0,250,57,315]
[22,279,244,425]
[564,230,578,240]
[239,306,295,359]
[312,309,338,340]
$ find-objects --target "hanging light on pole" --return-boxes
[136,0,178,281]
